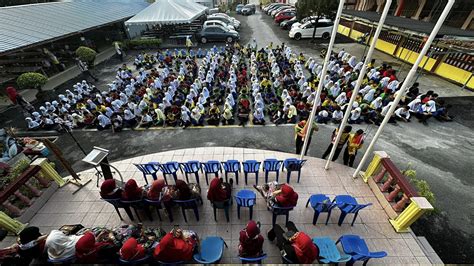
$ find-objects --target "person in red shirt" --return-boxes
[99,179,123,199]
[119,237,146,261]
[268,221,319,263]
[121,179,143,200]
[238,220,264,258]
[207,176,232,202]
[153,228,197,262]
[75,231,117,263]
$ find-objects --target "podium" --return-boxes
[82,147,113,179]
[82,147,123,184]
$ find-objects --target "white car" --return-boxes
[213,13,240,27]
[208,14,240,29]
[204,20,235,31]
[289,19,334,40]
[291,16,319,30]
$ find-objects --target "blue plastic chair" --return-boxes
[211,198,232,222]
[271,205,295,226]
[333,195,372,226]
[143,198,164,222]
[201,160,222,185]
[263,159,283,183]
[173,197,202,222]
[134,163,159,185]
[193,236,227,264]
[101,198,134,221]
[283,158,307,183]
[336,235,387,265]
[239,253,267,263]
[221,160,241,184]
[312,237,352,264]
[47,255,75,264]
[242,160,261,185]
[305,194,337,225]
[121,199,152,222]
[179,161,201,184]
[235,189,256,220]
[159,161,180,184]
[118,255,151,264]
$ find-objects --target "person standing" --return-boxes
[76,58,98,82]
[321,125,352,161]
[343,129,364,167]
[114,42,124,62]
[294,119,318,155]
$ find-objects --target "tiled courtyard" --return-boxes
[26,147,430,264]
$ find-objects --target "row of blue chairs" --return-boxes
[306,194,372,226]
[134,158,307,186]
[114,234,386,265]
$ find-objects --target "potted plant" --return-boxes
[75,46,97,66]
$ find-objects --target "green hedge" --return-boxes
[75,46,97,63]
[124,38,162,49]
[16,72,48,90]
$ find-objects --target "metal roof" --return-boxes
[0,1,149,54]
[342,10,474,39]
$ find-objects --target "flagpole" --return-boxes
[324,0,392,169]
[299,0,346,160]
[352,0,456,178]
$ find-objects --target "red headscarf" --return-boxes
[120,237,145,261]
[276,184,298,207]
[75,232,109,263]
[122,179,143,200]
[291,232,318,264]
[207,177,229,202]
[153,232,193,262]
[100,179,122,199]
[6,87,18,104]
[147,179,165,200]
[239,221,264,257]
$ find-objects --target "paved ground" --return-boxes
[1,8,473,263]
[1,148,433,264]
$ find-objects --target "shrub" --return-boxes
[75,46,97,63]
[402,164,437,211]
[124,38,161,49]
[16,72,48,90]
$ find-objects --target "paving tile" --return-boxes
[23,147,433,262]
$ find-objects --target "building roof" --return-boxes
[0,1,149,54]
[125,0,208,25]
[342,10,474,39]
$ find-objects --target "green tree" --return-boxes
[296,0,338,41]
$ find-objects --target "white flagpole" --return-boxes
[324,0,392,169]
[299,0,346,160]
[352,0,456,178]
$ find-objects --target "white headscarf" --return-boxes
[45,230,81,260]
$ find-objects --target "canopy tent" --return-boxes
[125,0,208,26]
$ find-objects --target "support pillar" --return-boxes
[389,197,433,232]
[31,158,66,187]
[0,211,27,235]
[394,0,405,16]
[411,0,427,20]
[360,151,389,182]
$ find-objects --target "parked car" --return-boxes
[275,10,296,24]
[212,13,241,28]
[291,16,327,30]
[204,20,235,31]
[271,6,292,17]
[197,25,239,43]
[280,16,298,30]
[288,19,334,40]
[264,3,285,13]
[241,4,256,15]
[236,4,244,14]
[266,4,287,15]
[208,14,240,30]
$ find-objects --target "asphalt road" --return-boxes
[1,8,473,263]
